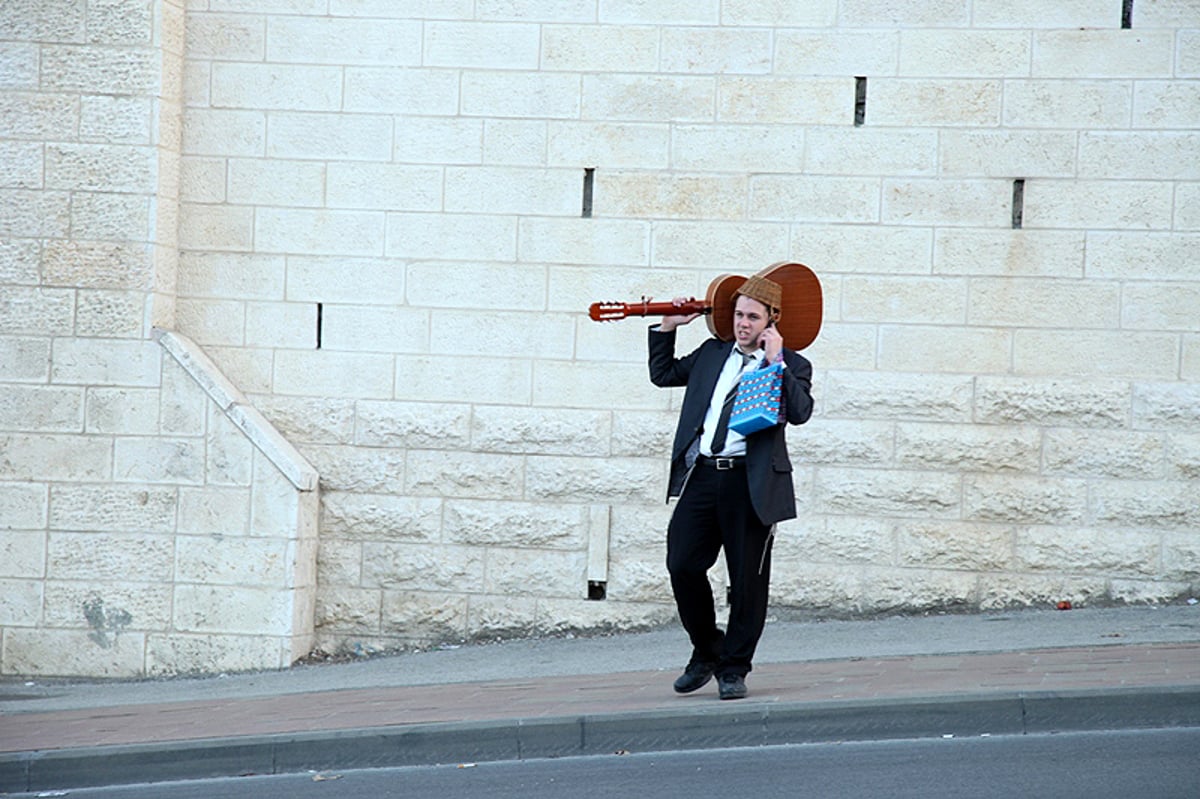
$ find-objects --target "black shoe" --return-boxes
[673,661,715,694]
[718,673,747,700]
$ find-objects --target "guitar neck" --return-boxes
[589,298,709,321]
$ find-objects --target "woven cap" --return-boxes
[734,275,783,318]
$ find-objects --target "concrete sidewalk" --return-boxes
[2,605,1199,792]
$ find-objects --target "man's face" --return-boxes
[733,295,771,351]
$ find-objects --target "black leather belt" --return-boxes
[696,455,745,470]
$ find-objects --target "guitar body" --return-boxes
[705,262,822,350]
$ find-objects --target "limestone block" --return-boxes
[49,486,176,532]
[179,157,225,203]
[872,79,1002,127]
[0,190,70,238]
[1173,184,1199,231]
[465,593,538,638]
[444,166,578,216]
[1003,80,1132,129]
[41,45,159,94]
[600,0,716,24]
[387,212,516,261]
[970,277,1120,328]
[412,261,547,312]
[770,562,864,610]
[174,584,297,635]
[582,74,713,123]
[605,554,670,602]
[471,406,609,456]
[1135,82,1200,129]
[536,597,675,634]
[0,43,40,90]
[224,159,326,208]
[794,225,933,275]
[320,491,443,540]
[775,30,898,75]
[176,298,245,346]
[393,117,483,163]
[147,633,286,675]
[716,76,849,126]
[721,0,837,25]
[212,63,341,111]
[546,120,661,168]
[0,93,77,140]
[42,581,170,629]
[159,359,208,436]
[0,385,82,433]
[344,66,458,115]
[70,192,151,241]
[42,240,154,290]
[1013,330,1179,380]
[243,301,317,349]
[799,419,894,466]
[3,629,145,678]
[0,578,41,625]
[973,0,1117,28]
[1092,481,1199,531]
[185,12,266,60]
[816,468,960,518]
[255,207,385,257]
[75,290,145,338]
[526,455,661,503]
[0,481,46,529]
[974,376,1129,429]
[749,175,878,223]
[1086,231,1198,281]
[354,400,470,449]
[268,15,421,65]
[0,336,49,382]
[609,504,672,550]
[177,253,285,302]
[0,532,44,578]
[857,568,979,614]
[797,517,895,565]
[541,25,659,72]
[0,287,73,337]
[461,70,581,118]
[272,351,393,399]
[444,499,589,548]
[963,474,1087,524]
[316,538,362,585]
[883,179,1011,227]
[1162,533,1200,581]
[1080,132,1200,181]
[534,361,666,412]
[518,217,648,266]
[176,535,289,586]
[206,346,274,396]
[484,548,587,597]
[844,277,966,324]
[1034,29,1174,79]
[360,543,482,593]
[0,239,38,285]
[1137,381,1200,429]
[114,436,205,484]
[896,422,1040,473]
[425,20,540,69]
[406,450,524,499]
[48,532,174,581]
[901,29,1030,77]
[248,451,306,535]
[45,144,155,194]
[610,410,675,458]
[0,140,41,189]
[1108,579,1194,605]
[327,163,442,212]
[823,372,974,422]
[285,256,404,305]
[0,434,112,481]
[1015,527,1160,577]
[1045,429,1165,479]
[380,591,469,638]
[314,583,379,633]
[599,171,747,221]
[1167,433,1200,479]
[291,447,389,501]
[942,131,1077,178]
[1123,282,1200,332]
[660,27,771,74]
[182,108,266,157]
[977,574,1107,610]
[1032,180,1174,231]
[896,520,1013,572]
[178,486,251,536]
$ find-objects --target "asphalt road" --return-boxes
[13,727,1198,799]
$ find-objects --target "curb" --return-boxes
[3,686,1199,792]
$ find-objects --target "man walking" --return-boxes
[648,275,814,699]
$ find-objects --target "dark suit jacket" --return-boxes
[648,326,814,526]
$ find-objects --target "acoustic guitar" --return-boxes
[587,261,822,350]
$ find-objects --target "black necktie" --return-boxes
[709,352,753,456]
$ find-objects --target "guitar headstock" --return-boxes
[588,302,629,321]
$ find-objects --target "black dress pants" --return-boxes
[666,460,774,678]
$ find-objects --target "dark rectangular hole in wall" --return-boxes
[587,580,606,600]
[854,77,867,126]
[1012,179,1026,229]
[582,167,595,217]
[1122,0,1134,28]
[316,302,323,349]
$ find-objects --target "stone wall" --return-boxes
[3,1,1198,673]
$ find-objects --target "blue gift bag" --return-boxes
[729,361,784,436]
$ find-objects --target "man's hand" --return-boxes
[759,324,783,363]
[659,296,701,332]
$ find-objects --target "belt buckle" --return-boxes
[715,457,736,470]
